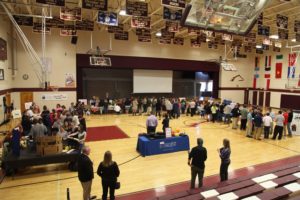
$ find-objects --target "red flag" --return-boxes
[275,63,282,79]
[289,53,296,66]
[266,79,270,90]
[253,76,257,88]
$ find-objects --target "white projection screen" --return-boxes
[133,70,173,93]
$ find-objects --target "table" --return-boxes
[137,135,190,156]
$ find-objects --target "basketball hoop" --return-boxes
[49,86,59,92]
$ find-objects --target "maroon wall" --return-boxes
[76,54,220,99]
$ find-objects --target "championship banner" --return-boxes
[163,7,182,21]
[258,25,270,36]
[278,28,289,40]
[244,45,252,53]
[161,29,175,39]
[173,37,184,45]
[166,20,179,32]
[33,23,51,34]
[262,44,269,51]
[136,28,150,36]
[97,11,118,26]
[0,38,7,61]
[131,16,151,29]
[275,55,283,79]
[253,57,260,88]
[138,35,151,42]
[256,49,263,54]
[60,7,81,21]
[263,38,272,46]
[291,110,300,135]
[46,17,64,28]
[257,13,263,25]
[159,38,171,45]
[188,27,201,35]
[273,46,281,53]
[222,34,232,41]
[244,33,256,43]
[108,24,123,33]
[162,0,185,9]
[114,32,129,40]
[276,14,288,29]
[60,27,77,36]
[126,0,148,16]
[288,53,296,78]
[197,34,207,43]
[264,55,271,78]
[82,0,107,11]
[190,38,201,48]
[208,41,217,49]
[41,94,68,101]
[203,30,215,38]
[295,20,300,33]
[36,0,64,6]
[13,16,33,26]
[76,19,94,31]
[297,33,300,42]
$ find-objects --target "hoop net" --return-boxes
[49,86,59,92]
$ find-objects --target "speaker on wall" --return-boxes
[71,36,78,45]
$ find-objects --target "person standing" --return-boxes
[224,104,232,124]
[211,104,218,123]
[253,111,263,140]
[132,98,138,116]
[97,151,120,200]
[269,108,275,136]
[146,112,158,134]
[188,138,207,189]
[273,111,285,140]
[240,105,248,130]
[231,105,240,129]
[162,114,170,133]
[283,110,288,138]
[77,146,96,200]
[287,109,293,137]
[155,98,162,120]
[246,109,253,138]
[263,113,272,139]
[190,99,196,117]
[218,139,231,182]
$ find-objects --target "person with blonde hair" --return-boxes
[218,139,231,182]
[97,151,120,200]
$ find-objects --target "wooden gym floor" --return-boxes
[1,114,300,200]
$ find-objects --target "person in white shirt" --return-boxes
[189,100,196,117]
[114,104,121,114]
[263,113,273,139]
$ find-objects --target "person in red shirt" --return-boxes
[283,109,288,137]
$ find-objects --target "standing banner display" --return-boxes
[291,110,300,136]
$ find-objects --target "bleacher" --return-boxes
[150,161,300,200]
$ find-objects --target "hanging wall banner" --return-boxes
[60,7,82,21]
[82,0,107,11]
[36,0,65,6]
[262,44,269,51]
[190,38,201,48]
[188,27,201,35]
[60,27,77,36]
[258,25,270,36]
[244,33,256,43]
[163,7,182,21]
[273,46,281,53]
[208,41,217,49]
[108,24,123,33]
[162,0,185,9]
[263,38,272,45]
[114,32,129,40]
[46,17,64,28]
[276,14,288,29]
[97,11,118,26]
[161,29,175,39]
[0,38,7,61]
[13,16,33,26]
[278,28,288,40]
[222,34,232,41]
[76,19,94,31]
[41,94,68,101]
[131,16,151,29]
[296,33,300,42]
[173,37,184,45]
[136,28,150,36]
[159,38,171,44]
[33,23,51,34]
[138,35,151,42]
[166,20,179,32]
[244,45,252,53]
[295,20,300,33]
[65,73,75,87]
[257,13,263,25]
[126,0,148,16]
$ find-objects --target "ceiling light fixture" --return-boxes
[256,44,262,49]
[156,31,162,37]
[269,35,279,40]
[119,10,126,16]
[291,38,296,42]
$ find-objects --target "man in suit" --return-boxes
[188,138,207,189]
[77,146,96,200]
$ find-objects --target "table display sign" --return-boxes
[97,11,118,26]
[126,0,148,16]
[36,0,65,6]
[163,7,182,21]
[131,16,151,29]
[162,0,185,9]
[291,110,300,135]
[13,16,33,26]
[114,32,129,40]
[82,0,107,10]
[60,7,82,21]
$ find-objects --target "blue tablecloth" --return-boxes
[137,136,190,156]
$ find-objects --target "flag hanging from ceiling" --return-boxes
[253,57,260,88]
[288,53,296,78]
[266,79,270,90]
[275,54,283,79]
[264,55,271,78]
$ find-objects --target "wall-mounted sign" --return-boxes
[97,11,118,26]
[278,28,288,40]
[33,23,51,34]
[60,7,82,21]
[162,0,185,9]
[188,27,201,35]
[276,14,288,29]
[244,33,256,43]
[159,38,171,45]
[0,38,7,61]
[36,0,65,6]
[13,16,33,26]
[191,38,201,48]
[138,35,151,42]
[131,16,151,29]
[126,0,148,16]
[90,56,112,66]
[258,25,270,36]
[108,24,123,33]
[114,32,129,40]
[82,0,107,11]
[163,7,182,21]
[46,17,64,28]
[295,20,300,33]
[41,94,68,101]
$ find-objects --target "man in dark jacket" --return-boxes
[77,146,96,200]
[287,109,293,137]
[188,138,207,188]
